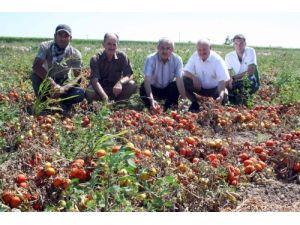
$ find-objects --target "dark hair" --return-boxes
[233,34,246,42]
[103,33,119,43]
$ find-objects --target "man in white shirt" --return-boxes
[225,34,260,105]
[183,38,230,112]
[140,38,186,112]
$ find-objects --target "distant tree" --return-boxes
[224,35,232,45]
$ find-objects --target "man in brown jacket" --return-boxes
[85,33,137,103]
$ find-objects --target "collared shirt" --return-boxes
[90,50,133,87]
[225,47,257,75]
[144,52,183,88]
[184,50,230,89]
[36,40,82,82]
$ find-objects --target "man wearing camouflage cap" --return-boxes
[31,24,85,115]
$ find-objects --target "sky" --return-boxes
[0,0,300,48]
[0,12,300,48]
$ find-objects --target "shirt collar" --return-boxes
[157,52,171,62]
[235,49,247,60]
[100,51,118,60]
[198,52,212,63]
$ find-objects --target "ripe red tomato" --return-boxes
[112,145,121,153]
[10,196,21,208]
[179,148,187,156]
[253,146,264,154]
[293,162,300,173]
[16,174,27,183]
[185,148,193,157]
[2,191,13,204]
[185,136,196,145]
[244,165,255,174]
[243,159,254,167]
[211,159,220,168]
[230,179,238,186]
[53,177,64,188]
[207,154,217,162]
[169,150,176,159]
[265,140,275,147]
[239,153,249,162]
[19,182,28,188]
[258,151,268,161]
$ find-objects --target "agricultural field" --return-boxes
[1,37,300,212]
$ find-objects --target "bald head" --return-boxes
[196,38,211,61]
[103,33,119,44]
[196,38,211,48]
[103,33,119,60]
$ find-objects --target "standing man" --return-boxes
[183,38,230,112]
[85,33,137,103]
[31,24,85,114]
[225,34,260,105]
[140,38,186,112]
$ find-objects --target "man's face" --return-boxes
[55,31,71,49]
[233,38,246,54]
[158,42,173,61]
[197,43,210,61]
[103,36,118,58]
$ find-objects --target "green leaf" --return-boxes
[164,175,177,184]
[126,158,136,168]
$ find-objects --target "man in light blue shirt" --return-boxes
[140,38,186,112]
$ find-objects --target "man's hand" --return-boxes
[247,64,256,75]
[215,95,224,104]
[100,93,109,102]
[150,99,161,114]
[113,81,122,97]
[52,84,62,98]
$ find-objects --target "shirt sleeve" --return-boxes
[89,55,100,80]
[184,53,196,74]
[225,53,233,70]
[216,59,231,82]
[36,42,47,60]
[121,53,133,77]
[248,48,257,65]
[143,55,154,77]
[175,55,183,77]
[67,49,82,69]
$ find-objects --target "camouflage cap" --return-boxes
[55,24,72,36]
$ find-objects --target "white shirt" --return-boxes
[184,50,230,89]
[225,47,257,76]
[144,52,183,88]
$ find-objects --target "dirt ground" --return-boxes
[223,179,300,211]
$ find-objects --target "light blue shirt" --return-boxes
[144,52,183,88]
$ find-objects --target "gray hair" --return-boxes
[196,38,211,47]
[157,37,175,50]
[103,33,119,44]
